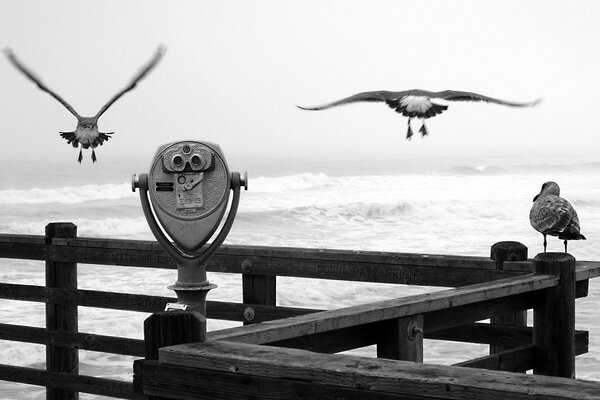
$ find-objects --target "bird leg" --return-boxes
[77,148,83,164]
[91,149,97,163]
[564,240,568,254]
[419,120,429,137]
[543,234,547,253]
[406,118,414,140]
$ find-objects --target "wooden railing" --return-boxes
[1,223,599,399]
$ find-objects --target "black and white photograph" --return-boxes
[0,1,599,399]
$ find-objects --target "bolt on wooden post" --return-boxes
[533,252,576,378]
[242,259,276,325]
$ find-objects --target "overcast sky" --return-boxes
[1,1,599,168]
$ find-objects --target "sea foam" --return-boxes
[0,183,134,205]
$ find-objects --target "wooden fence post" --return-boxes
[136,311,207,399]
[533,252,576,378]
[242,259,276,325]
[377,315,424,362]
[490,241,528,359]
[45,222,78,400]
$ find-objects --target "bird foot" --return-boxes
[406,124,414,140]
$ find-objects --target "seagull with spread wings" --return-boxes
[4,46,165,162]
[298,89,541,139]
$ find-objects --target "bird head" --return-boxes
[533,181,560,201]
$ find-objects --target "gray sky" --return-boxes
[1,1,599,167]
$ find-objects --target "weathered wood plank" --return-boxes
[0,283,176,312]
[157,340,600,400]
[377,315,423,362]
[0,323,144,356]
[140,359,424,400]
[454,330,589,372]
[0,240,47,260]
[534,253,576,378]
[242,271,276,325]
[144,312,206,360]
[139,359,415,400]
[429,322,532,347]
[0,283,319,322]
[2,233,600,286]
[0,233,46,244]
[209,274,558,344]
[0,363,142,399]
[455,344,536,371]
[424,291,538,333]
[45,222,78,400]
[490,242,528,357]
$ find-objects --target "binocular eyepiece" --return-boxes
[164,143,215,173]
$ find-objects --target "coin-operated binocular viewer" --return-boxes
[132,140,247,316]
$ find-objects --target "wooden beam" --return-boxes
[45,222,78,400]
[455,344,536,371]
[154,340,600,400]
[377,315,423,362]
[209,274,557,344]
[533,253,576,378]
[242,261,276,325]
[2,233,600,286]
[0,363,142,400]
[489,242,528,358]
[0,283,318,322]
[0,323,144,356]
[454,330,589,372]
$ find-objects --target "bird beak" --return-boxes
[533,194,539,202]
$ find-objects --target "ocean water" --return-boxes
[1,155,600,399]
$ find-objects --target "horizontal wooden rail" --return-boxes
[3,234,600,287]
[209,273,558,344]
[0,363,141,400]
[0,323,145,357]
[0,282,319,322]
[140,340,600,400]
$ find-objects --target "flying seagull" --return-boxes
[298,89,541,139]
[529,181,586,253]
[3,46,165,162]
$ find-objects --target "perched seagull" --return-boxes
[3,46,165,162]
[529,181,586,253]
[298,89,541,139]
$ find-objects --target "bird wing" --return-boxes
[298,89,540,110]
[530,195,576,235]
[3,47,80,118]
[94,45,165,119]
[434,90,541,107]
[297,90,418,110]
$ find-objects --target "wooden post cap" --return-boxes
[490,241,528,262]
[491,242,527,271]
[533,252,576,274]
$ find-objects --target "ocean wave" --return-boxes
[0,183,134,205]
[250,173,336,192]
[0,216,152,239]
[441,165,507,175]
[243,201,413,223]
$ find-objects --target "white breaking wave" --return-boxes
[0,183,134,205]
[0,217,152,239]
[250,173,335,192]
